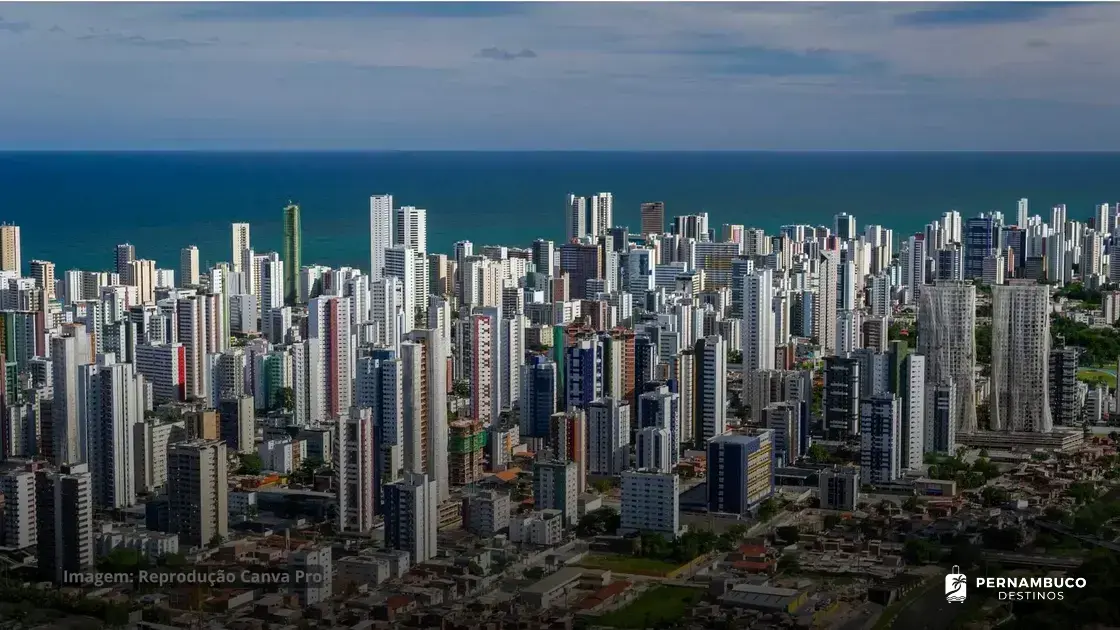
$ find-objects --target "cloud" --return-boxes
[76,31,216,49]
[179,2,529,21]
[1026,38,1051,48]
[476,47,538,61]
[894,2,1078,28]
[0,17,31,33]
[675,45,887,77]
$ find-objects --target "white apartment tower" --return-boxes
[918,281,978,433]
[588,398,631,475]
[742,268,775,371]
[179,246,200,288]
[369,194,393,280]
[308,295,354,422]
[991,283,1053,432]
[231,223,251,273]
[620,470,679,537]
[80,353,143,508]
[565,194,587,242]
[384,472,439,564]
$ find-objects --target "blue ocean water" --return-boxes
[2,151,1120,272]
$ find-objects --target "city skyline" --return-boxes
[3,2,1120,150]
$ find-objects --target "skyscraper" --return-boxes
[282,203,301,305]
[964,215,995,280]
[0,224,21,273]
[900,354,925,471]
[694,335,727,446]
[231,223,251,273]
[824,356,861,438]
[918,281,977,433]
[384,472,439,563]
[168,439,228,547]
[36,462,94,583]
[52,323,92,465]
[742,269,775,371]
[402,329,449,501]
[565,194,587,242]
[520,356,557,438]
[114,242,135,280]
[860,395,900,484]
[589,192,613,237]
[817,250,839,354]
[369,194,393,281]
[179,246,200,288]
[81,353,143,508]
[588,398,631,475]
[991,283,1052,432]
[640,202,665,236]
[308,295,353,422]
[338,407,378,534]
[29,259,56,301]
[1049,346,1080,426]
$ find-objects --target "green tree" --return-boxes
[452,380,471,398]
[237,452,263,475]
[903,538,939,564]
[807,443,831,463]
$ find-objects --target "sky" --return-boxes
[2,1,1120,151]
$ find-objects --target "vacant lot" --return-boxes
[594,586,703,628]
[578,554,683,577]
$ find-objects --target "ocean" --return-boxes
[2,151,1120,273]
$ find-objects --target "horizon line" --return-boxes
[5,148,1120,155]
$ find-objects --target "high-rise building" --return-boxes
[918,281,977,433]
[764,402,804,466]
[707,430,773,515]
[565,194,587,242]
[218,395,255,454]
[834,213,856,239]
[559,242,602,300]
[369,194,393,280]
[231,222,252,275]
[964,216,995,280]
[1049,346,1080,426]
[620,470,679,537]
[817,250,839,354]
[401,329,449,502]
[640,202,665,236]
[860,395,900,485]
[637,384,680,466]
[519,355,557,438]
[282,203,301,305]
[991,283,1052,432]
[0,224,21,273]
[384,472,439,564]
[114,243,135,280]
[532,459,578,526]
[29,259,56,301]
[179,246,200,287]
[167,439,228,548]
[694,335,727,447]
[36,462,93,583]
[51,323,92,465]
[0,470,35,549]
[1017,198,1029,228]
[900,354,926,471]
[818,465,860,511]
[338,407,377,534]
[925,383,957,454]
[742,269,775,371]
[824,356,860,439]
[288,545,333,608]
[81,353,142,508]
[134,343,186,404]
[449,419,486,486]
[587,398,631,475]
[635,426,672,472]
[548,411,586,493]
[589,192,613,237]
[308,295,353,422]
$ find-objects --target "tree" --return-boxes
[237,453,263,475]
[903,538,939,564]
[452,380,471,398]
[903,495,921,512]
[807,443,831,463]
[274,386,295,412]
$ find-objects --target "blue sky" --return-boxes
[1,2,1118,150]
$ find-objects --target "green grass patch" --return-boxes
[594,586,703,628]
[578,554,685,577]
[1077,368,1117,389]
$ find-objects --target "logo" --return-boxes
[945,566,967,603]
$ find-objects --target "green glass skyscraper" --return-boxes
[282,203,301,305]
